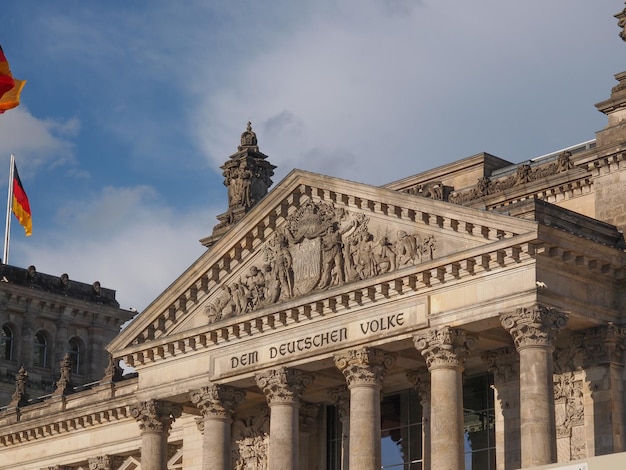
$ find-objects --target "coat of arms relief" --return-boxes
[205,200,436,324]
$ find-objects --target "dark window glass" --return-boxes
[1,325,13,360]
[464,373,496,470]
[33,332,47,368]
[327,405,342,470]
[67,338,81,375]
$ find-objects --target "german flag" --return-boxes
[12,163,32,236]
[0,45,25,113]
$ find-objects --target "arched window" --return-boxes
[1,325,13,360]
[67,338,82,375]
[33,331,48,368]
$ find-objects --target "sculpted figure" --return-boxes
[318,219,356,288]
[396,230,422,266]
[374,234,396,273]
[263,264,281,304]
[245,266,265,309]
[352,231,377,279]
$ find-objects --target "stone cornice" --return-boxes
[110,170,539,355]
[116,234,544,368]
[0,402,132,447]
[0,283,133,329]
[0,378,138,447]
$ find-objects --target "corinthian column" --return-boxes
[414,327,476,470]
[334,347,395,470]
[500,304,567,467]
[130,399,182,470]
[255,367,313,470]
[190,384,245,470]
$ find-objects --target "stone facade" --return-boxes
[0,265,133,405]
[1,9,626,470]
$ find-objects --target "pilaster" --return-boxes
[483,347,521,470]
[407,367,431,470]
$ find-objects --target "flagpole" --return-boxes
[3,154,14,264]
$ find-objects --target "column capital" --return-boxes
[87,455,123,470]
[190,383,245,419]
[130,399,182,432]
[500,304,567,350]
[299,401,321,433]
[582,323,626,365]
[413,326,476,371]
[334,347,395,387]
[406,367,430,405]
[327,385,350,419]
[255,367,313,405]
[482,347,519,384]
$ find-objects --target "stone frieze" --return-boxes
[205,200,436,324]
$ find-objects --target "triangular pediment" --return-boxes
[108,170,539,358]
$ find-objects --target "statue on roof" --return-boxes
[617,3,626,41]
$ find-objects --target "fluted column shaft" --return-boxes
[256,367,313,470]
[501,304,567,467]
[190,384,245,470]
[130,399,182,470]
[335,347,395,470]
[414,327,476,470]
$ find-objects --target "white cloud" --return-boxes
[0,108,78,171]
[12,185,216,311]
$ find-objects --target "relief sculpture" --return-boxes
[232,407,270,470]
[205,200,437,323]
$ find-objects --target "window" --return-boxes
[67,338,82,375]
[33,331,48,368]
[1,325,13,360]
[326,375,495,470]
[464,373,496,470]
[380,389,423,469]
[326,405,343,469]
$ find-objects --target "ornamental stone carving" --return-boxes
[449,151,574,204]
[130,399,182,432]
[413,326,477,370]
[255,367,313,405]
[581,323,626,366]
[482,347,519,384]
[9,365,29,407]
[190,384,245,419]
[406,367,430,405]
[500,304,568,350]
[554,371,586,460]
[327,385,350,419]
[53,353,74,396]
[88,455,123,470]
[617,2,626,41]
[102,354,123,383]
[232,406,270,470]
[299,401,321,433]
[205,200,437,323]
[334,347,396,387]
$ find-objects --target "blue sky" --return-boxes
[0,1,623,312]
